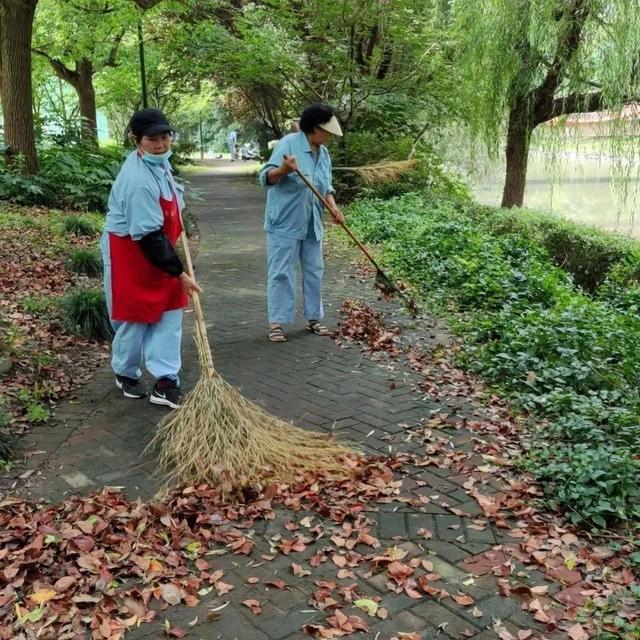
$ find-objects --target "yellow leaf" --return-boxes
[149,559,164,573]
[31,588,57,605]
[565,554,577,570]
[354,598,379,616]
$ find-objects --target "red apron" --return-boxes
[109,194,188,323]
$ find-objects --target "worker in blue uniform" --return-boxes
[259,103,345,343]
[101,108,201,408]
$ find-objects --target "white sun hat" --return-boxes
[318,115,343,137]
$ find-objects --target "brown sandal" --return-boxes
[307,320,330,336]
[269,326,287,342]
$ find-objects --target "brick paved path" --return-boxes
[9,162,553,640]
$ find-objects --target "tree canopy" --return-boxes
[0,0,639,203]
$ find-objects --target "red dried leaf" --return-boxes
[242,599,262,615]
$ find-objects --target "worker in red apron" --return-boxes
[101,108,201,409]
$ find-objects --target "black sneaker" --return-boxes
[115,375,146,399]
[150,377,182,409]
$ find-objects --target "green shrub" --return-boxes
[68,248,103,277]
[62,214,100,236]
[488,208,640,294]
[345,192,640,528]
[58,288,112,341]
[360,154,469,202]
[333,148,469,204]
[0,171,55,206]
[530,443,640,527]
[0,145,122,211]
[337,131,414,167]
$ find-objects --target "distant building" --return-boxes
[547,102,640,138]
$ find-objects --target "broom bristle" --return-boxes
[335,160,416,185]
[146,366,355,495]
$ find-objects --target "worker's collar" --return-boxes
[299,131,319,154]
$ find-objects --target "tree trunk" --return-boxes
[76,59,98,145]
[0,0,39,173]
[501,108,532,208]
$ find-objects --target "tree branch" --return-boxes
[33,49,80,88]
[543,91,638,123]
[533,0,590,120]
[103,29,126,67]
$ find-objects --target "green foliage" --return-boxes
[68,248,103,277]
[0,146,121,211]
[529,444,639,527]
[453,0,640,159]
[581,584,640,640]
[334,152,470,204]
[489,208,640,293]
[58,288,112,341]
[17,387,50,424]
[62,214,101,237]
[338,132,413,167]
[346,193,640,528]
[21,295,55,316]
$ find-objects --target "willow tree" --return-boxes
[454,0,640,208]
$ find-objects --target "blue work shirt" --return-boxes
[259,132,335,241]
[104,150,185,241]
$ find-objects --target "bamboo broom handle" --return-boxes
[292,168,382,269]
[167,168,215,372]
[179,232,215,372]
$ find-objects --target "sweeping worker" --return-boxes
[259,103,345,342]
[101,108,201,409]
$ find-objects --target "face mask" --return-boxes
[142,149,172,165]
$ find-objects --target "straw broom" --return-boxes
[333,160,416,185]
[145,231,354,495]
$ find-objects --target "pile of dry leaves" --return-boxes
[0,459,412,639]
[1,441,638,639]
[333,300,400,354]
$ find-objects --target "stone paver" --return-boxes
[5,161,549,639]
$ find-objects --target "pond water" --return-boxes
[472,151,640,237]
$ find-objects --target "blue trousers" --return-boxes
[267,232,324,324]
[101,234,182,382]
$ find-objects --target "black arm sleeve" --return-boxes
[137,229,184,277]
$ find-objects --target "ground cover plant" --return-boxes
[344,193,640,530]
[0,146,122,212]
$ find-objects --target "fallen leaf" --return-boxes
[292,563,311,577]
[160,583,182,606]
[242,599,262,615]
[354,598,378,616]
[266,579,287,590]
[30,588,57,605]
[567,623,589,640]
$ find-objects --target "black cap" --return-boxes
[129,108,174,137]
